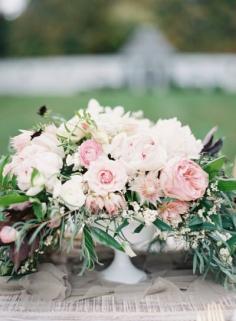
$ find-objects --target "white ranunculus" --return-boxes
[153,118,202,160]
[58,176,86,210]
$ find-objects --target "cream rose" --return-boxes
[57,175,86,210]
[160,158,208,201]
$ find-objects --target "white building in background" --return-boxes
[0,25,236,95]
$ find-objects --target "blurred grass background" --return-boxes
[0,88,235,161]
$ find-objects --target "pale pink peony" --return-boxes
[0,226,18,244]
[160,158,209,201]
[153,118,203,159]
[11,130,32,153]
[110,133,167,174]
[130,171,162,204]
[84,158,127,196]
[160,201,189,227]
[79,139,103,167]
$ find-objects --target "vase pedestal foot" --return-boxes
[101,249,147,284]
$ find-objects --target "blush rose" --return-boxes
[160,158,209,201]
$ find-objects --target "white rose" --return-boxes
[153,118,202,159]
[58,176,86,210]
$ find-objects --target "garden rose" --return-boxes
[160,158,208,201]
[79,139,103,167]
[57,175,86,210]
[153,118,203,159]
[84,157,127,196]
[0,226,18,244]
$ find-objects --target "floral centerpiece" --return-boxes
[0,99,236,286]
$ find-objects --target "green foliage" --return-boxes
[203,156,226,179]
[154,0,236,52]
[218,179,236,192]
[91,226,125,252]
[153,217,172,231]
[7,0,133,57]
[1,0,236,56]
[0,193,29,208]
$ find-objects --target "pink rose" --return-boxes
[84,157,127,196]
[160,201,189,226]
[79,139,103,167]
[160,158,208,201]
[0,226,18,244]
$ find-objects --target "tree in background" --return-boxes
[7,0,136,56]
[0,13,9,57]
[4,0,236,56]
[154,0,236,52]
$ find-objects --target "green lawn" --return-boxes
[0,89,235,161]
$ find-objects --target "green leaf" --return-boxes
[152,218,172,231]
[133,223,145,234]
[82,225,98,271]
[189,216,203,227]
[188,216,216,231]
[32,203,45,222]
[227,235,236,253]
[203,156,225,178]
[114,218,129,237]
[218,179,236,192]
[29,221,48,245]
[0,157,8,182]
[31,168,40,185]
[0,212,6,221]
[91,226,124,252]
[0,193,29,208]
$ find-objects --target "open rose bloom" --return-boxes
[0,98,236,287]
